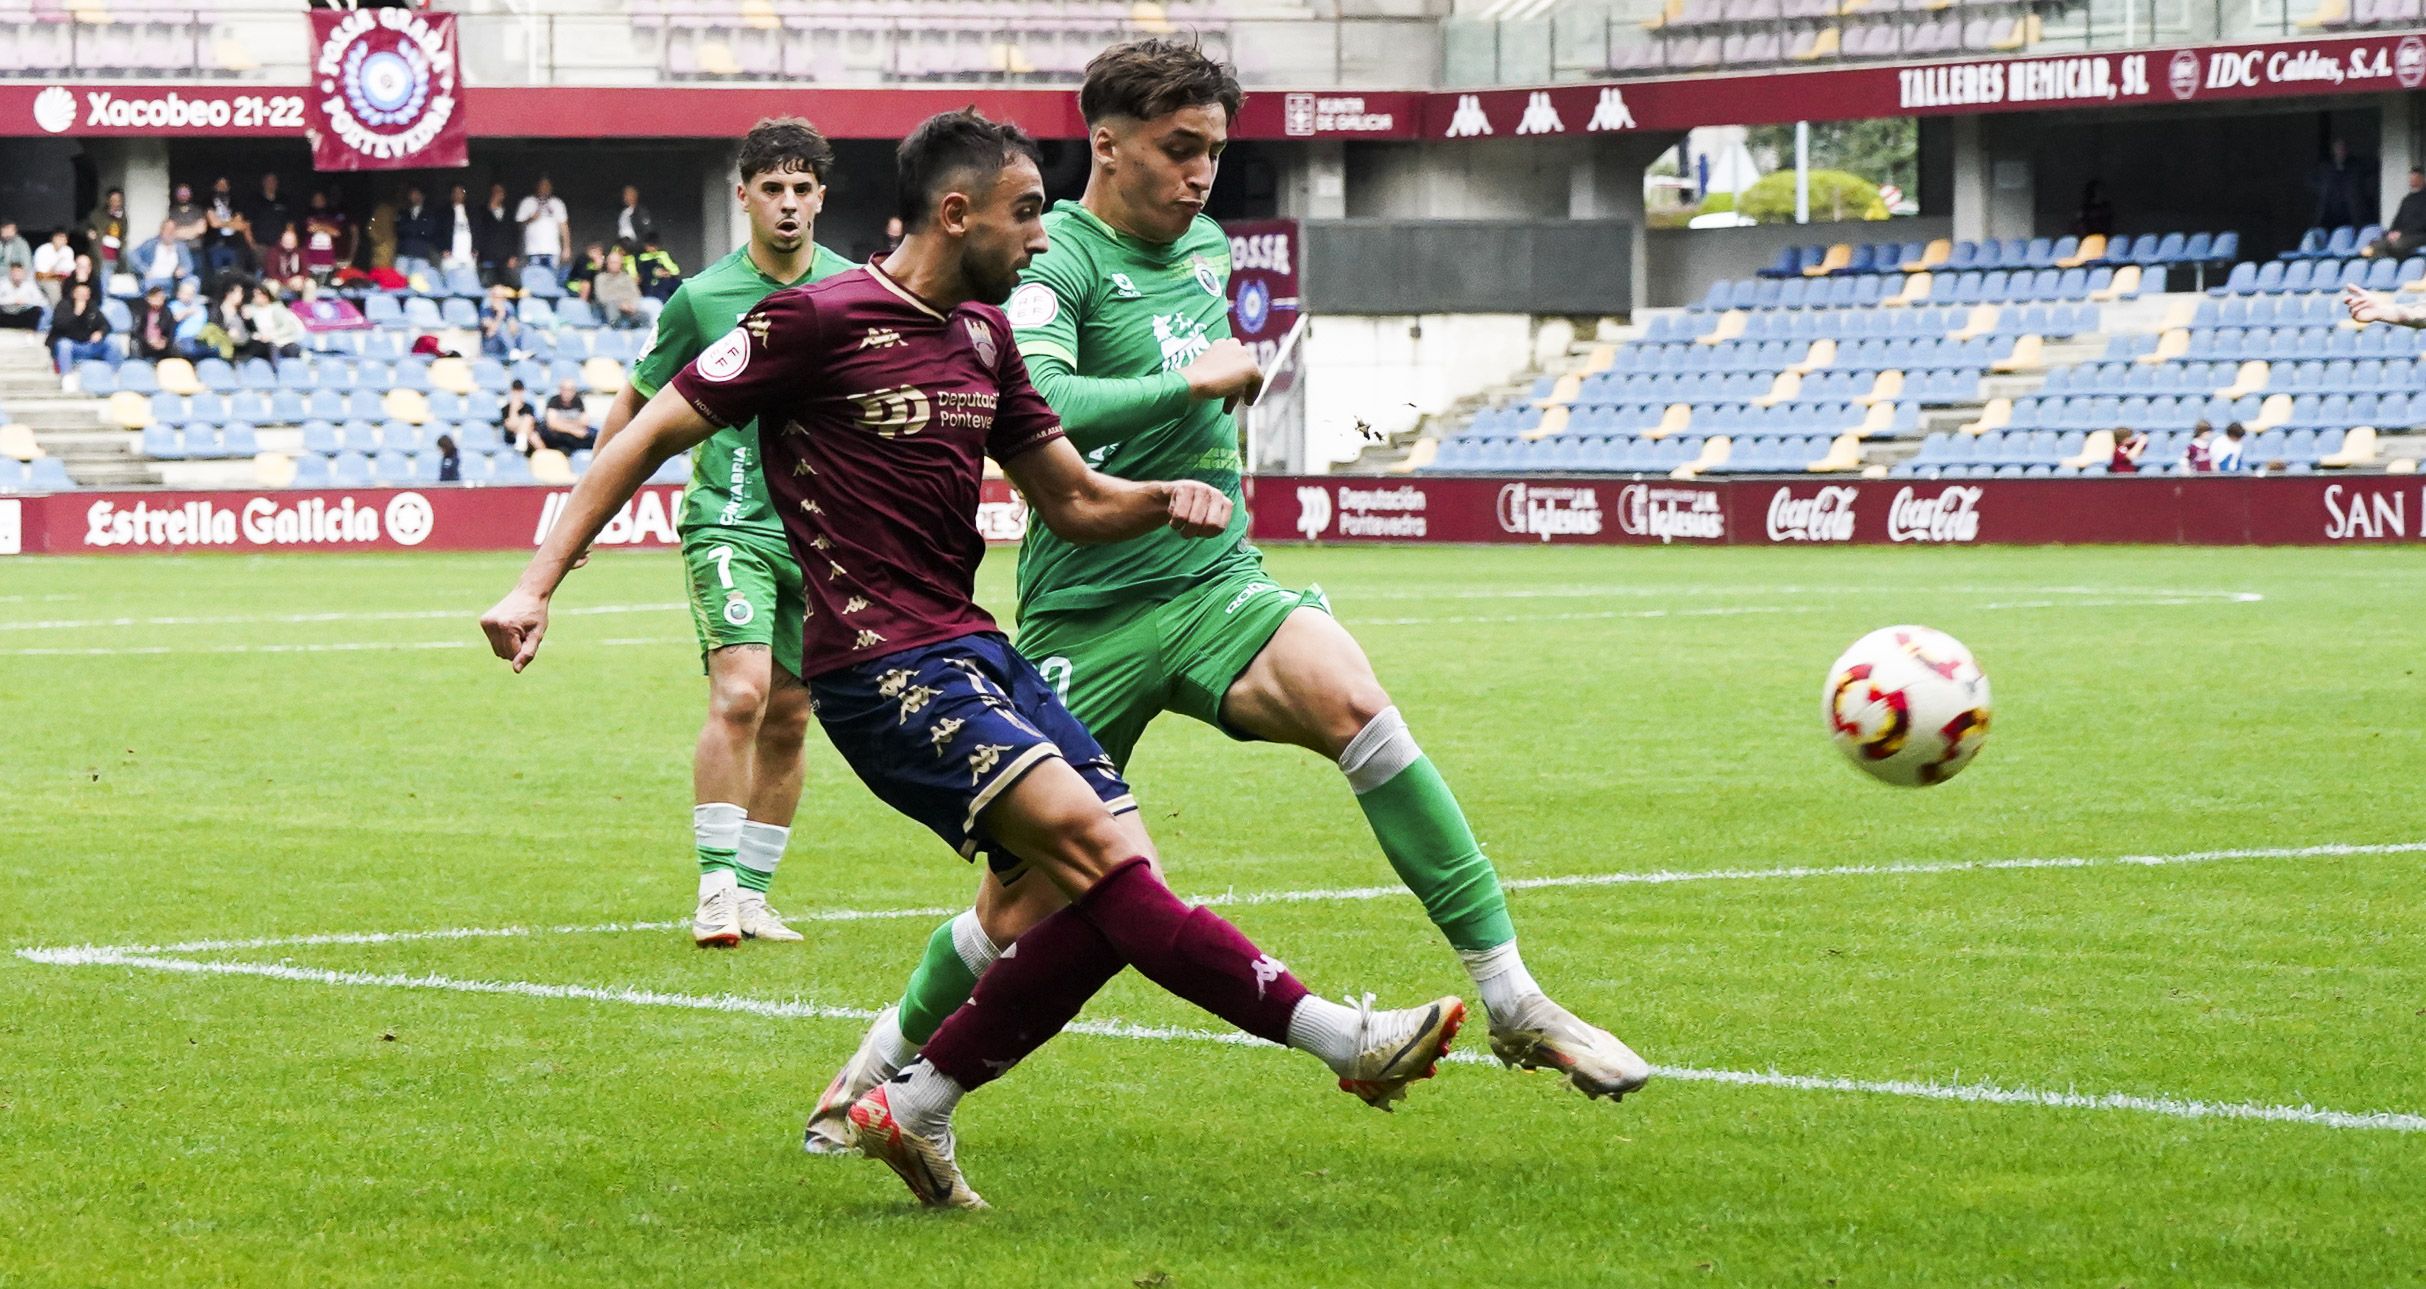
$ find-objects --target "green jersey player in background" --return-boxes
[805,40,1647,1150]
[597,118,857,948]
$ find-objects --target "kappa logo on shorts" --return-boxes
[721,593,754,627]
[876,668,915,697]
[842,595,870,614]
[896,684,941,725]
[852,628,887,651]
[967,743,1013,785]
[927,716,964,756]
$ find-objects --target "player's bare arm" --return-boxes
[480,387,717,670]
[2344,283,2425,327]
[1180,337,1262,409]
[1002,436,1230,542]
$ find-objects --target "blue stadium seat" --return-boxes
[149,392,189,426]
[520,265,564,299]
[339,420,381,454]
[363,295,405,328]
[405,297,444,330]
[75,360,116,395]
[221,423,258,458]
[409,449,445,483]
[290,453,333,487]
[373,448,415,483]
[330,451,374,486]
[1756,245,1806,279]
[306,389,346,421]
[556,298,600,329]
[361,332,405,361]
[442,298,480,329]
[141,424,182,460]
[269,390,307,423]
[519,297,557,326]
[115,363,158,395]
[648,453,690,485]
[443,265,485,299]
[458,421,503,454]
[346,390,385,420]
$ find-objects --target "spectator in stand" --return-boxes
[480,283,522,359]
[2362,168,2426,259]
[130,283,175,359]
[264,226,307,294]
[565,240,606,298]
[436,431,462,482]
[476,181,518,286]
[133,220,194,290]
[2311,139,2376,232]
[168,277,212,359]
[0,221,33,274]
[0,264,44,330]
[201,176,243,275]
[394,185,442,283]
[883,214,905,254]
[32,229,74,305]
[590,245,647,328]
[498,380,541,455]
[213,281,267,362]
[301,191,352,282]
[2183,420,2214,473]
[165,184,207,242]
[516,176,570,275]
[541,376,593,453]
[364,192,397,273]
[615,184,655,246]
[2070,180,2114,239]
[88,188,128,272]
[2211,422,2249,472]
[241,172,292,256]
[441,182,480,276]
[47,280,111,373]
[248,285,304,363]
[632,234,680,300]
[64,252,101,304]
[2107,425,2146,473]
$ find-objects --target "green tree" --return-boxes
[1735,169,1884,223]
[1746,118,1917,198]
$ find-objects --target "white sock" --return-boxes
[1284,995,1366,1074]
[694,801,745,853]
[1336,706,1422,794]
[949,908,1002,977]
[696,866,737,903]
[871,1005,917,1073]
[735,820,789,891]
[1459,940,1542,1019]
[883,1059,966,1137]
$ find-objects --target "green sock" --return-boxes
[895,910,1000,1045]
[694,802,744,878]
[1342,710,1515,953]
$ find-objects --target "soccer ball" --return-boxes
[1822,625,1992,787]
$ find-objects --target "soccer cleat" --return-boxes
[803,1006,901,1156]
[1486,994,1653,1102]
[737,893,804,942]
[1336,995,1466,1111]
[691,884,741,949]
[847,1084,986,1210]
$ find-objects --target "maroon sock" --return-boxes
[1072,857,1310,1046]
[917,904,1125,1091]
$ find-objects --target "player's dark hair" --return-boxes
[894,108,1042,231]
[1079,38,1244,126]
[738,116,836,184]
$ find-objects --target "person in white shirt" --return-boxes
[614,184,653,244]
[0,263,44,329]
[443,181,478,272]
[515,176,570,272]
[2209,422,2248,473]
[31,230,75,305]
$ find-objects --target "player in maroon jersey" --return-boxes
[479,110,1462,1210]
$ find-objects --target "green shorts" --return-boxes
[1015,569,1329,768]
[680,527,804,676]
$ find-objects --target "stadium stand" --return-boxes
[1417,231,2426,480]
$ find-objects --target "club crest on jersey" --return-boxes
[964,317,997,368]
[1006,282,1058,327]
[721,592,754,626]
[1109,273,1143,299]
[696,328,750,383]
[1189,254,1222,297]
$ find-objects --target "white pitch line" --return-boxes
[30,840,2424,960]
[0,602,686,633]
[0,636,693,658]
[21,946,2422,1135]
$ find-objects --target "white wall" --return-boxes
[1346,139,1581,220]
[1304,313,1541,466]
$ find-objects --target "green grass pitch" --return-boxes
[4,543,2423,1287]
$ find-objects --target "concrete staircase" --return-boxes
[0,335,157,488]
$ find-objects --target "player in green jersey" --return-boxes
[595,118,857,949]
[802,41,1647,1150]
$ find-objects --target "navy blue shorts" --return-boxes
[809,632,1137,869]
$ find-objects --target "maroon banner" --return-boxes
[1251,476,2426,546]
[304,9,467,170]
[0,482,1028,555]
[1224,218,1300,366]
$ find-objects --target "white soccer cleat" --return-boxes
[737,893,804,942]
[847,1084,986,1210]
[1487,994,1652,1102]
[692,884,741,949]
[803,1006,902,1155]
[1335,995,1466,1111]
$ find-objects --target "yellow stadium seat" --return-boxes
[529,449,577,486]
[0,423,41,462]
[1521,406,1571,440]
[1904,239,1951,272]
[1578,344,1619,376]
[2299,0,2348,27]
[1959,397,2012,436]
[1802,244,1853,277]
[2157,295,2200,332]
[106,391,151,430]
[2058,234,2107,269]
[741,0,779,27]
[1130,1,1175,31]
[1788,338,1837,373]
[383,388,432,425]
[1807,433,1863,473]
[1792,26,1839,60]
[252,452,296,488]
[1860,462,1891,479]
[2092,264,2142,302]
[1388,438,1439,474]
[214,37,260,73]
[1696,310,1748,345]
[1751,370,1802,408]
[1949,304,2000,341]
[1881,272,1930,308]
[156,358,202,397]
[2134,326,2188,365]
[2251,393,2294,430]
[697,40,744,76]
[1644,402,1692,440]
[1853,370,1904,406]
[2218,360,2270,399]
[1672,435,1730,479]
[1857,401,1899,436]
[1989,334,2043,373]
[582,356,627,396]
[2320,425,2379,468]
[2386,455,2417,474]
[428,357,475,397]
[2060,429,2114,470]
[1535,373,1582,408]
[1642,0,1683,27]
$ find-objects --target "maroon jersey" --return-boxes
[669,261,1065,677]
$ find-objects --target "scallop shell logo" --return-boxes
[33,86,76,135]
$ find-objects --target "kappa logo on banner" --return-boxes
[1443,94,1493,138]
[1585,87,1637,132]
[1514,91,1566,136]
